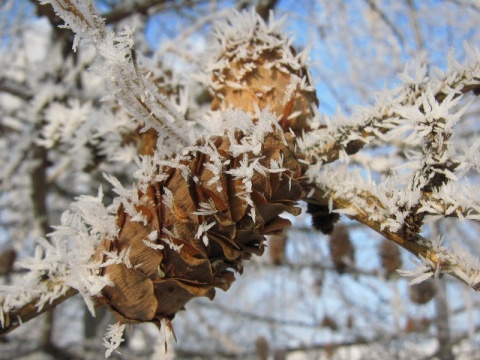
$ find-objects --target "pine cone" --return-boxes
[255,336,270,360]
[0,248,16,276]
[379,240,402,278]
[328,224,355,274]
[307,203,340,235]
[321,315,338,331]
[98,11,316,327]
[98,124,306,324]
[210,10,318,134]
[268,231,288,265]
[409,278,436,304]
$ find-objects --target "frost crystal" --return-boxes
[0,187,116,322]
[103,322,126,358]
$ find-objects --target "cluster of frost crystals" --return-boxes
[399,235,480,288]
[0,188,117,325]
[103,322,126,358]
[300,44,480,288]
[298,44,480,165]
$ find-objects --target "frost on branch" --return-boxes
[42,0,192,153]
[0,188,116,329]
[300,45,480,288]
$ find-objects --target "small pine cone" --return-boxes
[324,343,336,359]
[273,349,287,360]
[321,315,338,331]
[307,203,340,234]
[255,336,269,360]
[379,240,402,278]
[268,231,288,265]
[328,224,354,274]
[346,315,354,329]
[98,121,306,324]
[409,278,436,304]
[210,10,318,134]
[0,248,16,276]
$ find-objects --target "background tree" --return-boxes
[1,1,480,359]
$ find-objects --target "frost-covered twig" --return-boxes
[0,188,117,335]
[0,286,77,336]
[299,46,480,291]
[306,183,480,290]
[41,0,192,152]
[299,46,480,165]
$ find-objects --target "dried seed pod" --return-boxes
[409,278,436,304]
[379,240,402,278]
[307,203,340,234]
[268,231,288,265]
[255,336,269,360]
[0,248,16,276]
[328,224,354,274]
[210,10,318,134]
[98,120,306,325]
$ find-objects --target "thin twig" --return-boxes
[0,287,78,336]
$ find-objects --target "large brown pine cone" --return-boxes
[98,126,306,324]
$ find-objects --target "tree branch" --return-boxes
[0,287,78,336]
[306,186,480,290]
[301,63,480,166]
